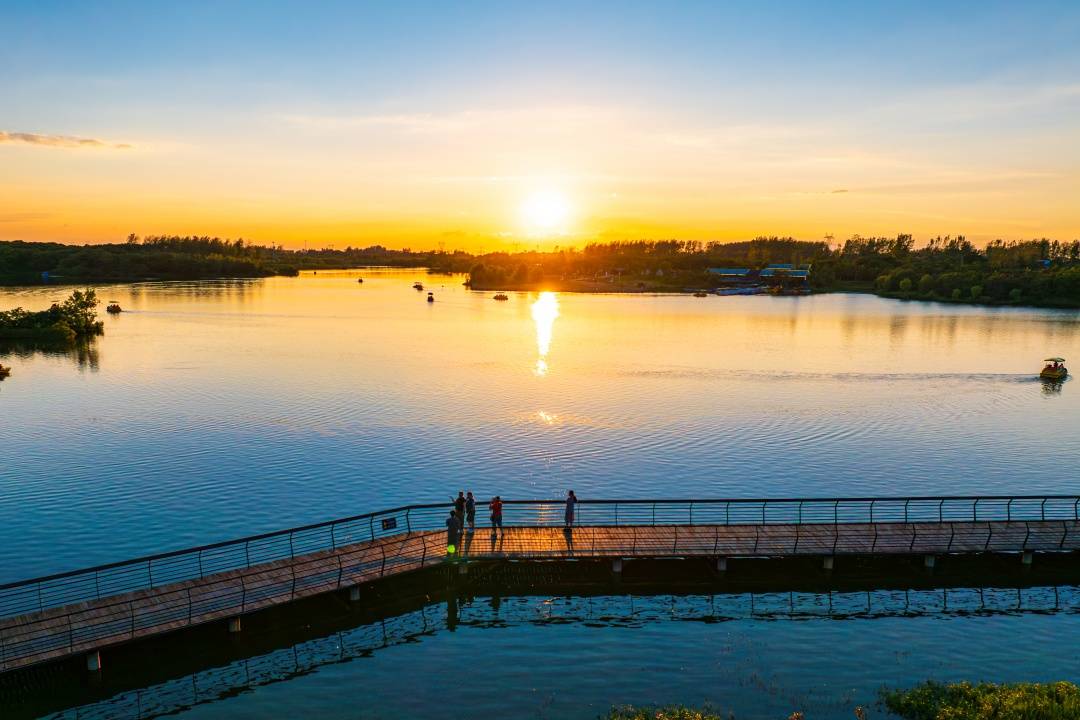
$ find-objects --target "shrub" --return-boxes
[918,273,934,294]
[899,278,913,292]
[951,288,962,300]
[1009,288,1023,301]
[883,681,1080,720]
[970,285,983,300]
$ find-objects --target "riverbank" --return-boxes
[610,682,1080,720]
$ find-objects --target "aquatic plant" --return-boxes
[882,681,1080,719]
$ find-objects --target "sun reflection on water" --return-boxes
[531,291,559,376]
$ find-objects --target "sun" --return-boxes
[520,189,571,235]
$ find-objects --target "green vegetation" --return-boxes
[6,233,1080,308]
[469,235,1080,308]
[0,289,104,343]
[0,236,466,286]
[882,681,1080,720]
[604,708,727,720]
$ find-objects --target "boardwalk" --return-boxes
[1,496,1078,673]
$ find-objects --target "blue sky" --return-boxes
[2,1,1078,247]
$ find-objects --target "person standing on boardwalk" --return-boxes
[453,491,466,532]
[490,495,504,535]
[465,491,476,533]
[446,511,460,556]
[564,490,577,528]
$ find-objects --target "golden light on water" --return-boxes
[531,291,560,376]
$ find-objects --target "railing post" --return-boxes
[869,500,874,524]
[381,546,387,576]
[1006,499,1011,522]
[761,502,766,525]
[725,502,730,526]
[615,503,619,526]
[938,500,943,523]
[331,524,337,550]
[289,532,295,559]
[798,501,803,525]
[833,501,838,526]
[689,502,693,526]
[975,498,980,522]
[405,509,412,534]
[904,500,909,524]
[245,541,251,568]
[1041,499,1047,521]
[370,517,375,541]
[652,504,655,527]
[37,583,43,613]
[198,550,204,579]
[94,571,101,600]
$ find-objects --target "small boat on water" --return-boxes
[427,292,435,303]
[493,293,509,301]
[357,278,364,284]
[693,291,709,298]
[106,301,122,314]
[0,364,10,379]
[413,282,424,290]
[1040,357,1068,381]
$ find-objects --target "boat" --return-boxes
[413,282,424,290]
[1040,357,1068,381]
[106,302,122,314]
[0,364,10,379]
[357,278,363,284]
[693,291,709,298]
[427,292,435,303]
[493,293,509,301]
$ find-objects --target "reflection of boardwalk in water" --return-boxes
[41,585,1080,720]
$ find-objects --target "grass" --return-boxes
[603,708,818,720]
[882,681,1080,720]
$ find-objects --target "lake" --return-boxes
[3,269,1080,719]
[2,269,1079,581]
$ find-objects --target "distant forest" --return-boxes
[468,235,1080,307]
[0,235,467,285]
[3,233,1080,307]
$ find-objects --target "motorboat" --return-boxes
[413,282,424,290]
[427,292,435,303]
[106,302,122,314]
[493,293,509,301]
[0,364,10,379]
[1040,357,1068,381]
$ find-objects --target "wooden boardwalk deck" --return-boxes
[2,519,1077,673]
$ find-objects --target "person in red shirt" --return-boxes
[489,496,504,535]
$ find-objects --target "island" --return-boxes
[0,288,104,343]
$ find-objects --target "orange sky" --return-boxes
[3,5,1078,251]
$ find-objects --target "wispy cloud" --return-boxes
[0,131,131,149]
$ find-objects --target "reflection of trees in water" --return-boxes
[0,339,100,371]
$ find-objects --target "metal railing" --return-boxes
[2,495,1078,621]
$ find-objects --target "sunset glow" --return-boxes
[1,4,1078,250]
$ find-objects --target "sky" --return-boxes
[1,0,1078,251]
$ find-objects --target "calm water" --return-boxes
[2,269,1079,580]
[3,270,1080,718]
[44,588,1080,720]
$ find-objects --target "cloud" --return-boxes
[0,131,131,149]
